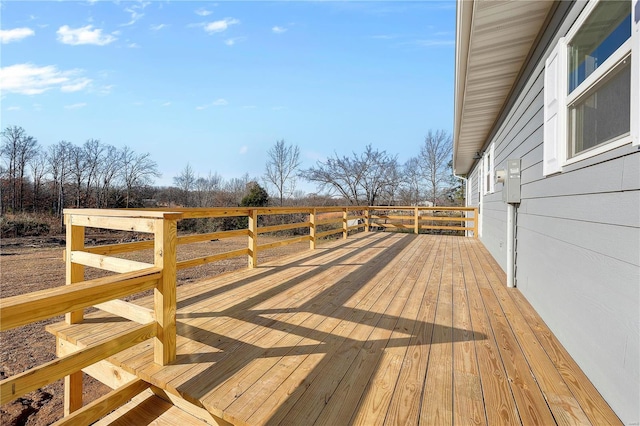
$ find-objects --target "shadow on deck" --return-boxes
[48,233,621,425]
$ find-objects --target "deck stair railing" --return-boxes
[0,205,477,423]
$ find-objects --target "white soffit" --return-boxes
[454,0,554,175]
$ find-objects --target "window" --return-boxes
[543,0,638,176]
[483,143,495,194]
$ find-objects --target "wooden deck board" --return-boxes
[50,233,622,425]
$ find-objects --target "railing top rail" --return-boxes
[63,206,476,223]
[64,209,183,220]
[367,206,477,211]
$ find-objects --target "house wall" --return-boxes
[465,2,640,423]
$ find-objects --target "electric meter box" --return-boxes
[502,159,521,203]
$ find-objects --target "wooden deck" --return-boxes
[48,233,621,425]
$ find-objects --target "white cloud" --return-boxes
[0,27,35,44]
[97,84,115,96]
[64,102,87,109]
[196,98,228,110]
[161,101,171,107]
[121,2,150,27]
[195,8,212,16]
[61,78,91,92]
[150,24,167,31]
[224,37,245,46]
[272,26,287,34]
[239,146,248,155]
[7,106,21,111]
[57,25,117,46]
[205,18,239,34]
[0,64,93,95]
[127,42,140,48]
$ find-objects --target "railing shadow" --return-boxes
[168,233,486,424]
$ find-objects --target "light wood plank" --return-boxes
[71,251,154,273]
[93,390,211,426]
[451,238,486,425]
[154,218,178,365]
[420,236,454,425]
[257,222,311,234]
[52,379,150,426]
[94,299,155,324]
[57,338,137,390]
[70,214,156,233]
[84,240,154,256]
[176,248,249,270]
[0,322,156,405]
[178,229,249,245]
[465,239,558,425]
[459,238,519,425]
[383,237,443,426]
[1,268,161,331]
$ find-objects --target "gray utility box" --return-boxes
[502,158,521,204]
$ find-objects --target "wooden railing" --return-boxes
[0,205,477,423]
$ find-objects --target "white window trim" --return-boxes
[543,0,638,176]
[632,0,639,147]
[483,143,495,194]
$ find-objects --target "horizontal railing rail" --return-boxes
[0,204,477,421]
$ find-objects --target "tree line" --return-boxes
[0,126,161,217]
[1,125,461,220]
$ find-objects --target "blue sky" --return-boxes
[1,0,455,189]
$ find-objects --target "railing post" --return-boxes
[414,207,419,235]
[248,209,258,268]
[310,208,317,249]
[154,217,177,366]
[342,208,348,239]
[365,207,370,232]
[64,213,84,415]
[473,207,479,238]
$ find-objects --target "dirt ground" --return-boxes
[0,231,316,426]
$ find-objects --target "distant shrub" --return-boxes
[1,214,52,237]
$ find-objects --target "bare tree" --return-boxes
[194,171,222,207]
[1,126,37,212]
[48,141,72,220]
[120,146,160,207]
[0,126,24,213]
[420,130,453,206]
[301,144,399,205]
[29,150,48,212]
[223,173,251,206]
[399,156,423,206]
[264,140,301,206]
[97,144,121,208]
[173,163,196,207]
[68,145,88,207]
[83,139,105,207]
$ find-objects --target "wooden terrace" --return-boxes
[0,207,621,425]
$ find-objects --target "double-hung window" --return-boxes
[543,0,639,176]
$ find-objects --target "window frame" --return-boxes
[483,143,495,195]
[543,0,637,176]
